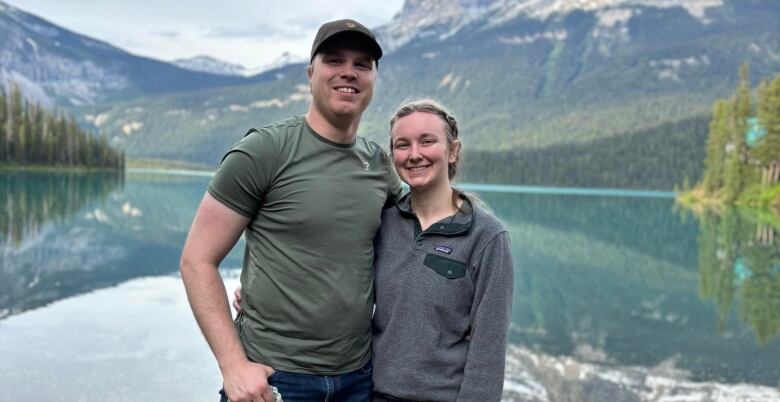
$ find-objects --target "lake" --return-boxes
[1,170,778,402]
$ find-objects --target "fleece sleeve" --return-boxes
[456,231,514,402]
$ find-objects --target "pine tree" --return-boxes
[758,75,780,135]
[723,65,751,201]
[752,75,780,167]
[8,85,23,162]
[703,100,730,193]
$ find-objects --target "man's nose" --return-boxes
[339,63,358,80]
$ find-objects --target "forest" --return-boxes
[0,85,124,169]
[693,66,780,206]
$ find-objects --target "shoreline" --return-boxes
[676,185,780,217]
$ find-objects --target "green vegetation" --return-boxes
[0,85,124,169]
[462,115,709,190]
[126,158,212,171]
[681,67,780,209]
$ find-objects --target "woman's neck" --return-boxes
[411,184,459,231]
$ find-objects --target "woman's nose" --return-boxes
[408,145,421,161]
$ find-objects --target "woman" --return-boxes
[236,99,514,401]
[370,99,514,401]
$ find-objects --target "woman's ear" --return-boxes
[449,139,461,164]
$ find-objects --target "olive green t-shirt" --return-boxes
[208,116,401,374]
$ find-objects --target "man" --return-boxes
[180,19,400,402]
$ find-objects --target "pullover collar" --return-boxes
[395,190,474,235]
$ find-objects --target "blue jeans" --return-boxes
[219,360,373,402]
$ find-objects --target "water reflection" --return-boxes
[0,171,242,319]
[483,192,780,387]
[696,208,780,345]
[0,170,124,246]
[2,173,780,401]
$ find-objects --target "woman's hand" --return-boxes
[233,285,243,313]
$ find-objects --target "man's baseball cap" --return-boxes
[310,19,382,63]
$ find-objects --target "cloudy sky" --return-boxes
[5,0,404,68]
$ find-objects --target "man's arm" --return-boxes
[180,193,275,402]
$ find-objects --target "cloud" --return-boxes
[154,30,181,39]
[206,23,307,40]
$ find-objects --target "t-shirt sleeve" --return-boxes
[207,131,277,218]
[382,150,402,207]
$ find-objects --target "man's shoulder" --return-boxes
[235,116,305,153]
[256,115,305,133]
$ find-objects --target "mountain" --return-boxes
[245,51,308,76]
[376,0,725,51]
[35,0,779,188]
[172,55,247,77]
[0,1,261,106]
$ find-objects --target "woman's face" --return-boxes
[390,111,457,192]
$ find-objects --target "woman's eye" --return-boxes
[394,143,408,149]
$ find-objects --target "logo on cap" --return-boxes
[346,22,356,28]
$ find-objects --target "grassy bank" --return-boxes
[0,164,124,173]
[126,158,212,171]
[677,184,780,214]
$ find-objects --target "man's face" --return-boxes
[307,42,377,122]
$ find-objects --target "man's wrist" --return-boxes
[219,353,249,374]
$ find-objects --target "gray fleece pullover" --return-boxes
[372,192,514,402]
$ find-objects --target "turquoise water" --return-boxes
[0,170,778,401]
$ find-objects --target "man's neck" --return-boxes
[304,108,361,144]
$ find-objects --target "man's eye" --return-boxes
[394,143,409,149]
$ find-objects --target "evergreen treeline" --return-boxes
[699,66,780,202]
[461,115,710,190]
[0,85,124,168]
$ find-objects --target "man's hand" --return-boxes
[223,360,276,402]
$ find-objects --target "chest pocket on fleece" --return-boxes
[423,253,467,279]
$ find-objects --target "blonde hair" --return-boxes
[389,98,461,180]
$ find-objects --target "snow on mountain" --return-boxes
[244,52,307,77]
[377,0,725,52]
[0,0,248,106]
[172,55,247,77]
[0,1,129,106]
[173,52,307,78]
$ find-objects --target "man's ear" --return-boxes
[306,64,313,80]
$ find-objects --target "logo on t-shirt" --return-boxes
[361,160,370,170]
